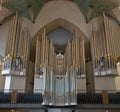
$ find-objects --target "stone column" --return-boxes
[86,61,95,93]
[25,60,34,93]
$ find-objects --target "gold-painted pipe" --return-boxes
[15,21,21,57]
[46,40,49,66]
[50,40,52,67]
[9,16,15,55]
[103,12,109,69]
[18,27,23,57]
[25,32,28,62]
[35,35,39,73]
[97,30,100,59]
[71,40,73,66]
[19,30,23,57]
[92,25,97,69]
[22,32,26,67]
[105,16,111,70]
[105,16,110,53]
[82,37,85,73]
[80,38,84,74]
[73,36,76,66]
[39,35,41,67]
[110,22,117,69]
[5,19,12,56]
[42,32,45,65]
[43,28,46,65]
[40,33,43,66]
[39,34,42,66]
[75,29,78,66]
[100,26,103,56]
[78,35,80,65]
[107,18,114,69]
[44,36,47,65]
[12,13,18,56]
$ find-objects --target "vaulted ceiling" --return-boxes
[0,0,120,25]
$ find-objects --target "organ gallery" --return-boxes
[0,0,120,108]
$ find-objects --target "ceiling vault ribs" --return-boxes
[0,13,15,25]
[0,0,120,24]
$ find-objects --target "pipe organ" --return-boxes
[1,13,31,76]
[35,29,86,106]
[92,12,119,76]
[1,9,120,107]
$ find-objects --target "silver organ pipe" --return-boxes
[34,28,86,106]
[3,13,87,106]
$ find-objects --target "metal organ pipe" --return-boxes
[34,27,86,106]
[2,13,31,76]
[92,12,118,76]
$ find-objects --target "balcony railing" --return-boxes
[0,90,120,105]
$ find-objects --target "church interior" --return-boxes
[0,0,120,112]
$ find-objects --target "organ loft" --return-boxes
[0,0,120,111]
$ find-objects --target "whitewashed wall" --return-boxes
[32,1,90,38]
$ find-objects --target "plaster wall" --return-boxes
[4,75,25,92]
[32,1,90,38]
[95,77,116,91]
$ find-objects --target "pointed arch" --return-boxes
[30,18,90,62]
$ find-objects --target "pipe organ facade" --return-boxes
[34,28,86,106]
[0,11,120,106]
[92,12,119,76]
[2,13,31,76]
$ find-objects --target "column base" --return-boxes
[3,74,25,93]
[34,75,43,93]
[2,68,25,76]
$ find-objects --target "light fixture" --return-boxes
[117,62,120,66]
[11,109,15,112]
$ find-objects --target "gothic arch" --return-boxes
[30,18,90,62]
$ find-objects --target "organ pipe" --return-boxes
[92,12,119,76]
[2,13,31,76]
[34,28,86,106]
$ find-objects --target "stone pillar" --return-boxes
[25,61,34,93]
[86,61,95,93]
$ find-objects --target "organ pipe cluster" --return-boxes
[64,29,86,77]
[35,29,53,76]
[35,28,86,106]
[92,12,118,76]
[2,13,31,75]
